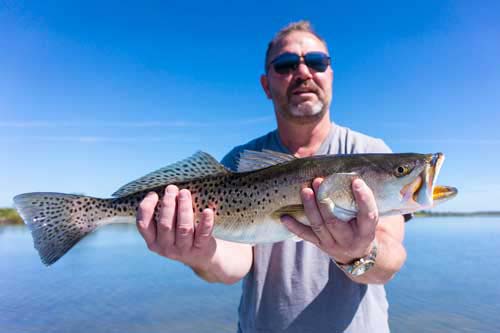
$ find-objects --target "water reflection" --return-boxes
[1,218,500,332]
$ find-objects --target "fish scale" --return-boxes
[14,150,457,265]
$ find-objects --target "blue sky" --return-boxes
[1,1,499,211]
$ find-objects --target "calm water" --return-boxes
[1,217,499,333]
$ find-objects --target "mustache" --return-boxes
[287,79,320,95]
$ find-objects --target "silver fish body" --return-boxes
[14,150,457,265]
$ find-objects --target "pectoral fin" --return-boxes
[271,205,307,242]
[272,204,308,225]
[317,173,359,222]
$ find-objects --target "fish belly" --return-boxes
[212,214,296,244]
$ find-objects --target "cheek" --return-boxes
[319,74,333,91]
[269,79,290,98]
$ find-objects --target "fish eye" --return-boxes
[394,164,411,177]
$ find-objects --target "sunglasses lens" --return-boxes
[270,52,331,74]
[304,52,330,72]
[272,53,300,74]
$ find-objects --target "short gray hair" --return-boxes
[264,20,328,72]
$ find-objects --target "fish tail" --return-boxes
[13,192,115,266]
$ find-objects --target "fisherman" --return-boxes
[136,21,407,332]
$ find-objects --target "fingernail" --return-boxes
[179,190,188,200]
[280,215,291,225]
[166,185,176,193]
[353,179,364,191]
[137,219,147,228]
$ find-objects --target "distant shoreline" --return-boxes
[0,208,23,225]
[414,211,500,217]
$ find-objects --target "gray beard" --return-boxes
[289,100,324,117]
[279,100,327,124]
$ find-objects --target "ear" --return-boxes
[260,74,272,99]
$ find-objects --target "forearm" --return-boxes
[191,240,253,284]
[347,215,407,285]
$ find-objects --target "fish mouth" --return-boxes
[399,153,457,211]
[432,185,458,203]
[413,153,457,208]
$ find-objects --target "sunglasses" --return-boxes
[269,52,331,75]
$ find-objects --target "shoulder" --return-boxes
[221,130,277,171]
[332,123,392,154]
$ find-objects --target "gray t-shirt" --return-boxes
[221,123,393,333]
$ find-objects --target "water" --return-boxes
[1,218,499,333]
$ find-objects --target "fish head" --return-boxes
[360,153,458,216]
[317,153,457,218]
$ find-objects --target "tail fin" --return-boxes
[13,192,109,265]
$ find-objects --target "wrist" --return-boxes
[189,251,222,283]
[332,240,376,265]
[332,240,378,277]
[190,259,220,283]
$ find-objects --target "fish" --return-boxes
[13,150,457,265]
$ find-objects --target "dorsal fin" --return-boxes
[236,149,296,172]
[112,151,229,197]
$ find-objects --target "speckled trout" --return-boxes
[14,150,457,265]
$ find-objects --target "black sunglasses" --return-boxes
[269,52,331,75]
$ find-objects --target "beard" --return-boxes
[277,100,327,124]
[289,99,325,117]
[274,80,329,124]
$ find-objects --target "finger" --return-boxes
[193,208,214,249]
[174,189,195,251]
[352,178,378,241]
[136,191,159,250]
[302,183,335,247]
[156,185,178,252]
[313,178,353,245]
[281,215,320,245]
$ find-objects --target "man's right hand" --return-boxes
[136,184,217,273]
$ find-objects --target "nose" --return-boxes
[293,62,313,81]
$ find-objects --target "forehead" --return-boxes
[270,31,329,60]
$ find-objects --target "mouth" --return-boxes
[432,185,458,203]
[292,89,316,96]
[412,153,457,208]
[424,153,444,198]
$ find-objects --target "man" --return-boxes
[136,21,406,332]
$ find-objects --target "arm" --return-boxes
[282,178,406,285]
[136,185,253,285]
[348,214,406,284]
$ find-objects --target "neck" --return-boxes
[276,111,332,158]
